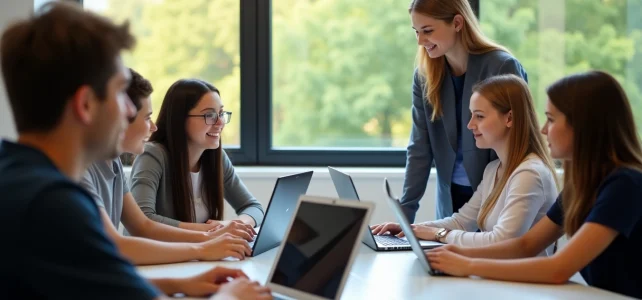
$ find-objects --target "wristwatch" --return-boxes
[435,228,450,242]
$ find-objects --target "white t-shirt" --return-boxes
[190,171,210,223]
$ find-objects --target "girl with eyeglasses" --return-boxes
[130,79,264,237]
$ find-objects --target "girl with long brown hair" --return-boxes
[427,71,642,299]
[130,79,264,235]
[372,75,557,254]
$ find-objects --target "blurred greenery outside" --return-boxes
[86,0,642,152]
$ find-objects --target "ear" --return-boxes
[70,85,99,125]
[506,110,513,128]
[453,14,465,32]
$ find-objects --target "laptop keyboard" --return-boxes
[374,235,410,246]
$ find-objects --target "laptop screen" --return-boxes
[269,201,366,299]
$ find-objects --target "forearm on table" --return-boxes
[112,235,200,265]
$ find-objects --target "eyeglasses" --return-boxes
[187,111,232,125]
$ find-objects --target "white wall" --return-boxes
[0,0,35,140]
[124,166,438,225]
[223,167,438,225]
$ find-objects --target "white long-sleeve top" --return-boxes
[421,153,558,256]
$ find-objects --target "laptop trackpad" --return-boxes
[397,236,443,248]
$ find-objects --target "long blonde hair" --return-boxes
[409,0,508,121]
[547,71,642,236]
[472,74,558,229]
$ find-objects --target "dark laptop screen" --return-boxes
[269,201,366,299]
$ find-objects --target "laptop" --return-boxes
[266,195,374,300]
[384,178,445,276]
[327,166,442,251]
[249,171,314,257]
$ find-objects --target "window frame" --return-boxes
[80,0,480,166]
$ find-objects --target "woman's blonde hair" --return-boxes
[472,74,558,229]
[547,71,642,236]
[409,0,508,121]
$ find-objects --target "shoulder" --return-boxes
[477,50,518,65]
[483,158,501,174]
[507,154,551,184]
[473,50,525,76]
[517,154,551,174]
[30,181,100,220]
[78,162,101,192]
[598,167,642,196]
[83,162,102,181]
[221,149,235,170]
[138,142,168,166]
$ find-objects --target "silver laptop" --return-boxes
[249,171,313,257]
[328,166,442,251]
[266,195,373,300]
[384,178,446,276]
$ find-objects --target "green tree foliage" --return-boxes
[95,0,642,149]
[98,0,242,146]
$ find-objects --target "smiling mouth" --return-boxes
[206,133,220,138]
[426,45,437,51]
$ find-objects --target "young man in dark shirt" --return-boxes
[0,2,271,299]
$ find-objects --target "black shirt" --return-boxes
[0,140,160,299]
[547,168,642,298]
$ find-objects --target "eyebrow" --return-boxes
[200,105,224,113]
[472,109,484,113]
[412,25,431,30]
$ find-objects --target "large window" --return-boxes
[82,0,642,166]
[271,0,416,149]
[84,0,242,147]
[480,0,642,136]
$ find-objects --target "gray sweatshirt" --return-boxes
[129,142,264,227]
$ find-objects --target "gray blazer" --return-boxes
[129,142,265,227]
[401,50,528,222]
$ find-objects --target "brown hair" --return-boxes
[547,71,642,236]
[0,2,134,133]
[408,0,508,121]
[472,74,557,228]
[149,79,224,222]
[126,68,154,112]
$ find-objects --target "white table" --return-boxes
[138,244,631,300]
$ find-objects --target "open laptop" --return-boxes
[266,195,373,300]
[327,166,442,251]
[249,171,313,257]
[384,178,445,276]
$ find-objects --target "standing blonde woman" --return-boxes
[397,0,528,222]
[373,75,557,255]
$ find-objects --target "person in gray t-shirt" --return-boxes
[78,70,257,297]
[80,159,128,229]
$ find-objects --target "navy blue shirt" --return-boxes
[451,73,470,186]
[0,141,160,299]
[547,168,642,298]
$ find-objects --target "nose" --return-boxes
[150,119,158,133]
[215,114,226,126]
[540,122,548,135]
[467,116,474,130]
[416,32,428,46]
